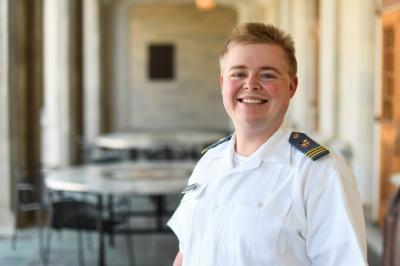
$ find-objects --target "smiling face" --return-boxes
[220,43,298,135]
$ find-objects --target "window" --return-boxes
[382,26,394,121]
[148,44,175,80]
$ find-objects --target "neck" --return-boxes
[234,123,281,156]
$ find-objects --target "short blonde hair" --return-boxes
[220,22,297,76]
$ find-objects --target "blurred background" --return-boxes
[0,0,399,265]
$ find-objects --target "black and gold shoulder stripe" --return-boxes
[289,132,329,161]
[201,134,232,155]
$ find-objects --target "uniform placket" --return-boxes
[197,167,231,264]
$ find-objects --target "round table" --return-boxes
[94,129,228,150]
[44,161,195,266]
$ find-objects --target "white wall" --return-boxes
[232,1,265,23]
[337,0,376,205]
[124,3,235,130]
[112,1,131,131]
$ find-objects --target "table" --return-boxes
[94,128,227,150]
[44,161,195,266]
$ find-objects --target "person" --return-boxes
[167,22,367,266]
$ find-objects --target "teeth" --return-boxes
[241,99,265,104]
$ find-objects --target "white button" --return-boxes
[214,203,219,210]
[257,202,263,208]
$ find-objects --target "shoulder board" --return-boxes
[201,134,232,155]
[289,132,329,161]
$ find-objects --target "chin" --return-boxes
[234,119,266,129]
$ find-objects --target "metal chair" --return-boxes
[45,191,135,266]
[11,179,45,262]
[77,135,126,164]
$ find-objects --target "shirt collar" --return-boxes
[251,124,292,164]
[218,124,292,171]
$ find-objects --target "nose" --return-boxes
[244,75,260,90]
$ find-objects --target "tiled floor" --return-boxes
[0,227,383,266]
[0,195,383,266]
[0,228,178,266]
[0,196,180,266]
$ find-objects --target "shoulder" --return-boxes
[201,134,232,156]
[288,131,338,181]
[288,132,329,161]
[187,134,232,182]
[288,132,356,190]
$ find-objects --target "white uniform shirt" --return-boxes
[167,126,367,266]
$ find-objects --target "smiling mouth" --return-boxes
[238,98,268,104]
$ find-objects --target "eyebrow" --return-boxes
[228,65,281,73]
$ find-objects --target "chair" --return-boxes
[11,180,45,262]
[143,145,192,161]
[77,135,126,164]
[383,187,400,266]
[45,191,135,266]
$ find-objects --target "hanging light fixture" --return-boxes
[195,0,216,11]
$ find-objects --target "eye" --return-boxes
[260,72,278,80]
[230,72,246,79]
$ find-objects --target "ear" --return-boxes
[219,75,224,94]
[289,76,298,98]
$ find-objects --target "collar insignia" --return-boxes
[182,183,200,194]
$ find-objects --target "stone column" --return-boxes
[288,0,313,132]
[8,0,44,205]
[337,0,376,204]
[0,0,12,213]
[83,0,101,141]
[68,0,84,164]
[42,0,84,167]
[319,0,338,138]
[42,0,70,168]
[99,1,114,133]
